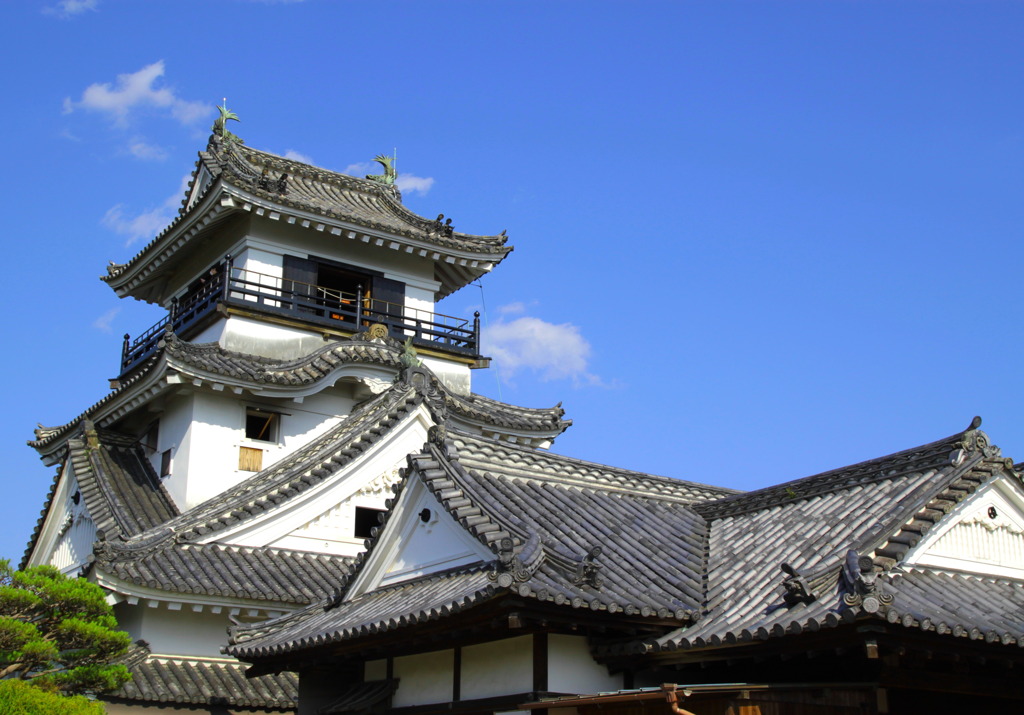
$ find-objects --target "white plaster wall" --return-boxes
[461,636,533,701]
[184,392,245,508]
[548,634,622,695]
[392,649,454,707]
[179,388,353,509]
[218,316,333,360]
[156,394,195,511]
[116,605,230,658]
[420,355,472,395]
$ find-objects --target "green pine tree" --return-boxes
[0,559,131,697]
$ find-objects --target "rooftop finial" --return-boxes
[365,153,397,186]
[212,100,242,145]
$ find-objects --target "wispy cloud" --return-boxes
[63,61,208,127]
[343,161,373,176]
[128,138,167,161]
[284,149,314,164]
[342,162,435,196]
[396,174,434,196]
[92,307,120,333]
[44,0,97,19]
[485,308,600,386]
[102,174,190,246]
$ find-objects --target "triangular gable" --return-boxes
[185,161,214,212]
[28,461,96,575]
[346,470,493,600]
[201,404,436,555]
[905,475,1024,580]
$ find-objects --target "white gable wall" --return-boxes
[206,405,436,556]
[904,475,1024,580]
[346,472,493,598]
[29,462,96,575]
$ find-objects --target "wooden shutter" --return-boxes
[371,277,405,331]
[282,255,318,313]
[238,446,263,472]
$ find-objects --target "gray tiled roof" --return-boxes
[619,421,1024,656]
[103,134,512,300]
[227,431,736,659]
[22,424,178,569]
[30,337,569,454]
[230,420,1024,666]
[97,542,353,605]
[108,653,296,710]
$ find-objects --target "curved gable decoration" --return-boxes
[905,476,1024,580]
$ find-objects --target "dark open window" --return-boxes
[160,449,172,478]
[282,254,405,328]
[354,507,386,538]
[245,409,279,442]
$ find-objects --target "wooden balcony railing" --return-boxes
[119,258,481,375]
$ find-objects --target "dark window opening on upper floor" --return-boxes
[246,409,279,443]
[354,507,386,539]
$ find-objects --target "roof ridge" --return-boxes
[695,420,992,520]
[451,432,737,502]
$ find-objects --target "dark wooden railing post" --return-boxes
[355,284,363,326]
[473,311,481,355]
[170,296,178,320]
[222,254,233,300]
[121,333,130,367]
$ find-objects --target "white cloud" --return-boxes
[93,307,120,333]
[44,0,97,19]
[128,139,167,161]
[284,149,314,164]
[102,174,190,246]
[485,311,600,386]
[396,173,434,196]
[64,61,208,127]
[343,161,373,176]
[342,162,434,195]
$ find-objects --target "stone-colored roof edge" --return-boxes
[419,435,703,623]
[229,141,509,246]
[226,563,501,660]
[695,418,994,520]
[105,651,297,710]
[103,134,512,288]
[20,423,178,570]
[30,333,567,457]
[452,432,739,503]
[93,541,355,605]
[28,350,164,454]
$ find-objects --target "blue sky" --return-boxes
[1,1,1022,563]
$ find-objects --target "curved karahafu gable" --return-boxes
[102,132,512,304]
[29,335,569,463]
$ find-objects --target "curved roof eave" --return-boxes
[102,137,513,302]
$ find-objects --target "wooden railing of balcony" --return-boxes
[119,258,480,375]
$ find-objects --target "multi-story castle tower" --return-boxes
[23,112,570,713]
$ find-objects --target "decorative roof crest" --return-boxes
[780,562,816,606]
[212,100,242,146]
[365,153,397,187]
[841,550,893,614]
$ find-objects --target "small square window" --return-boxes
[245,409,279,442]
[354,507,386,539]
